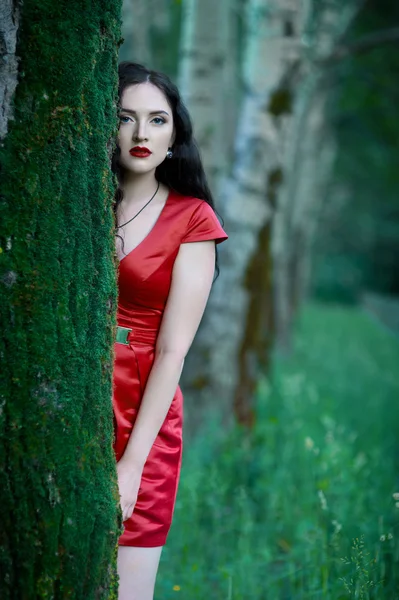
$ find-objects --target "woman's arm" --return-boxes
[120,239,216,469]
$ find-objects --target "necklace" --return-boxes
[116,181,160,229]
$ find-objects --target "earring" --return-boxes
[166,148,173,159]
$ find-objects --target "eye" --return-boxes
[119,115,133,123]
[151,116,166,125]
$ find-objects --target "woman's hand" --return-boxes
[116,458,143,522]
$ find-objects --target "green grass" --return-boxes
[156,303,399,599]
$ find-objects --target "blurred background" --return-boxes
[120,1,399,597]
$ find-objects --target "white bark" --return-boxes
[0,0,20,140]
[272,0,364,351]
[182,0,301,431]
[290,95,337,302]
[272,71,320,350]
[178,0,233,191]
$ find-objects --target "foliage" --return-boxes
[156,304,399,598]
[312,1,399,301]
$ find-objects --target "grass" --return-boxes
[156,303,399,599]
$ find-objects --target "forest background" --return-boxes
[1,0,398,598]
[120,2,399,596]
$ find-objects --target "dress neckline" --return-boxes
[118,188,173,264]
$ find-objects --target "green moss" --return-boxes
[267,167,283,208]
[0,1,123,597]
[190,374,211,391]
[234,222,274,427]
[267,87,293,117]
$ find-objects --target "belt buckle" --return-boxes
[116,326,132,345]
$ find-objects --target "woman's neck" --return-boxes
[121,171,159,207]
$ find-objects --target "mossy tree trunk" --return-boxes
[0,1,123,597]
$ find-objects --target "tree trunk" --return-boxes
[272,0,363,352]
[272,72,321,352]
[289,94,337,306]
[181,0,300,432]
[178,0,233,191]
[0,0,20,140]
[0,1,122,597]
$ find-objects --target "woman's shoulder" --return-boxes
[170,190,209,213]
[169,191,228,245]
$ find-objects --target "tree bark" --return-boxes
[178,0,233,191]
[289,93,337,306]
[0,1,122,597]
[0,0,20,140]
[272,0,363,352]
[272,72,320,352]
[181,0,300,431]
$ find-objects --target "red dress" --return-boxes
[112,189,228,547]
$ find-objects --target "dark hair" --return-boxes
[112,62,220,276]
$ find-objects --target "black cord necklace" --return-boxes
[116,181,160,229]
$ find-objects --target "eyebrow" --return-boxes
[119,108,170,117]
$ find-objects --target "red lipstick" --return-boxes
[129,146,152,158]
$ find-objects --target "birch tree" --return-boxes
[178,0,234,191]
[0,1,122,596]
[182,0,301,430]
[272,0,364,351]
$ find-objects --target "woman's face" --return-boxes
[118,82,175,176]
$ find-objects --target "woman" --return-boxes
[112,62,228,600]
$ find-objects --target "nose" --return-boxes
[133,119,148,142]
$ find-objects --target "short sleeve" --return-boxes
[181,201,228,245]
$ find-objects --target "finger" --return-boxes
[123,504,135,522]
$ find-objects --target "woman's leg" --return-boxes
[117,545,163,600]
